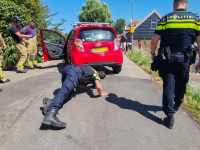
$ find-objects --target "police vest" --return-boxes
[155,10,200,51]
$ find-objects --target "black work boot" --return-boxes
[0,79,10,83]
[43,98,53,116]
[34,65,42,69]
[42,108,66,128]
[17,70,27,73]
[28,66,35,69]
[0,88,2,92]
[164,115,174,129]
[174,104,181,112]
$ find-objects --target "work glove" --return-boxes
[29,34,34,38]
[151,56,160,72]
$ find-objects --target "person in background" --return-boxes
[138,40,143,49]
[120,31,127,52]
[126,42,132,52]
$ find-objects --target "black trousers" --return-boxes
[159,55,190,116]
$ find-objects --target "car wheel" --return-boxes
[112,66,122,74]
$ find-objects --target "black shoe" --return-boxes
[34,65,42,69]
[0,89,2,92]
[174,104,181,112]
[42,108,66,128]
[43,98,53,116]
[17,70,27,73]
[28,67,35,69]
[164,115,174,129]
[0,79,10,83]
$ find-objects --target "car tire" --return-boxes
[112,66,122,74]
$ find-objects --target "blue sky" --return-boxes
[43,0,200,33]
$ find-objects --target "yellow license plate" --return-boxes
[91,47,108,53]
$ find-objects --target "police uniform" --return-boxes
[48,65,100,111]
[42,65,101,127]
[155,9,200,117]
[21,25,38,68]
[10,25,28,72]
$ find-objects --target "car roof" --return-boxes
[73,25,114,30]
[72,22,114,30]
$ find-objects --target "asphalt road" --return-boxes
[0,56,200,150]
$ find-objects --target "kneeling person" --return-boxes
[42,65,108,128]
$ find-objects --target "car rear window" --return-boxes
[78,29,116,42]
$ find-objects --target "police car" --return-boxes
[40,22,123,74]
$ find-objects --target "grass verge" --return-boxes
[127,48,200,125]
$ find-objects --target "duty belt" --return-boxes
[171,51,185,55]
[75,66,86,85]
[75,66,84,75]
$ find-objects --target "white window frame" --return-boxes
[151,20,159,29]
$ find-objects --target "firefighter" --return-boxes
[21,20,41,69]
[0,32,10,83]
[10,16,34,73]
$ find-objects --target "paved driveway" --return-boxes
[0,56,199,150]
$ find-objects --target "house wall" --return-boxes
[133,12,161,39]
[133,39,160,52]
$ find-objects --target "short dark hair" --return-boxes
[174,0,188,5]
[98,71,106,79]
[30,20,36,23]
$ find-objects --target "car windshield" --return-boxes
[78,29,116,42]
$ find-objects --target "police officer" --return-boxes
[10,16,34,73]
[21,20,41,69]
[42,65,108,128]
[0,32,10,83]
[151,0,200,129]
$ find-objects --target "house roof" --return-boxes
[135,9,162,30]
[125,20,141,30]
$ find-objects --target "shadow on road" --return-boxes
[93,66,115,75]
[39,60,116,76]
[39,62,65,74]
[106,93,163,125]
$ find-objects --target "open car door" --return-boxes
[40,29,66,61]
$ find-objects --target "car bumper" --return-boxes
[87,62,119,67]
[71,50,123,66]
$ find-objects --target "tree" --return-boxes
[78,0,113,23]
[50,19,66,33]
[0,0,64,69]
[43,19,67,44]
[113,18,126,35]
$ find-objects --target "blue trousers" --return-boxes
[159,55,190,116]
[48,66,81,111]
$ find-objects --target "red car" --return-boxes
[40,22,123,73]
